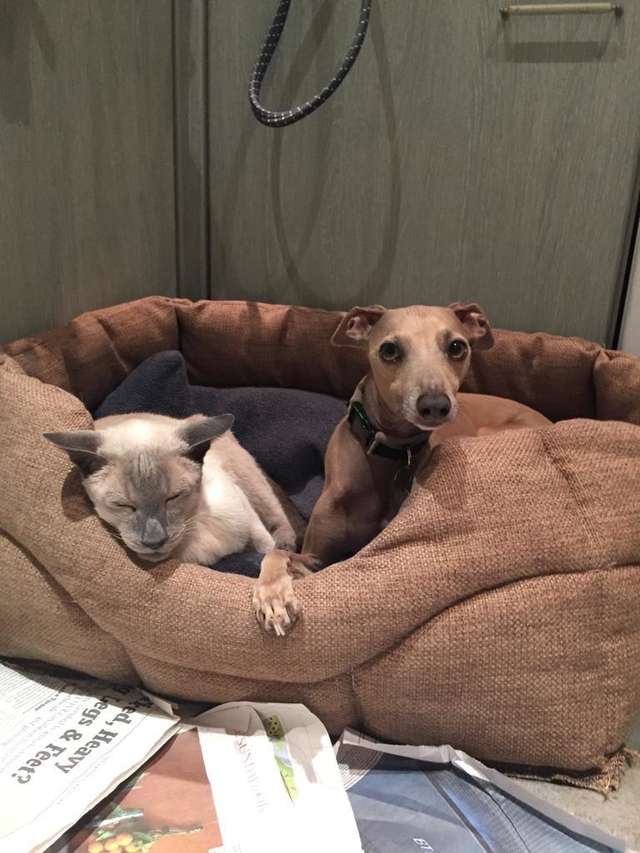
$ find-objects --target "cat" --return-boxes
[44,413,299,566]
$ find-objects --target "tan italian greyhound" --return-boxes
[253,303,550,635]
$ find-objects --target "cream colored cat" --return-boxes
[45,413,298,565]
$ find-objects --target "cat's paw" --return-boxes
[272,523,297,552]
[253,574,301,637]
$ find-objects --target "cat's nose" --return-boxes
[141,518,168,549]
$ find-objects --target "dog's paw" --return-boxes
[253,574,302,637]
[287,552,322,577]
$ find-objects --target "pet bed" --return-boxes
[1,296,639,779]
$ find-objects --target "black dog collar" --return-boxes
[347,400,429,464]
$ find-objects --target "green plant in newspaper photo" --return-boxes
[258,713,299,801]
[83,806,203,853]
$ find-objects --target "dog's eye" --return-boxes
[448,339,468,360]
[113,502,135,512]
[379,341,402,362]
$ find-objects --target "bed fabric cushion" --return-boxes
[1,296,639,775]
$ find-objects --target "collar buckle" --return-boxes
[348,400,427,463]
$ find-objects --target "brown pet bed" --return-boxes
[1,296,639,777]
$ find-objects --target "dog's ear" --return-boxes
[43,430,106,477]
[331,305,386,347]
[449,302,494,350]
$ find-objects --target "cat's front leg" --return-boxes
[253,550,317,637]
[271,523,297,551]
[249,515,276,554]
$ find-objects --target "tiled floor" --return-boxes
[518,713,640,850]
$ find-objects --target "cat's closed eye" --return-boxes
[112,501,135,512]
[166,491,185,503]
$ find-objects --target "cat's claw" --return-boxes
[253,574,302,637]
[272,524,297,552]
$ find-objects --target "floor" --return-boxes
[518,713,640,850]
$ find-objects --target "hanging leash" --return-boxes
[249,0,372,128]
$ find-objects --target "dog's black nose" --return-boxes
[417,393,451,420]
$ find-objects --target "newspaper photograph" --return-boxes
[50,729,222,853]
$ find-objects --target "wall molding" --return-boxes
[620,232,640,355]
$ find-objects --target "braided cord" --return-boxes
[249,0,372,128]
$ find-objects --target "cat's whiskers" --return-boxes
[180,513,215,535]
[184,512,214,523]
[181,522,208,535]
[108,530,126,542]
[168,521,199,542]
[109,532,138,551]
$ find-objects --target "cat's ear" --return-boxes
[180,414,235,464]
[43,430,106,477]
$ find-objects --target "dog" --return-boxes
[253,302,550,635]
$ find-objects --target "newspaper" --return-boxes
[194,703,362,853]
[336,729,625,853]
[0,663,362,853]
[4,659,624,853]
[0,663,181,853]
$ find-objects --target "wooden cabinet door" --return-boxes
[0,0,176,342]
[206,1,640,343]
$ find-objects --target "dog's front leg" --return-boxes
[303,488,356,566]
[303,481,385,567]
[253,550,317,636]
